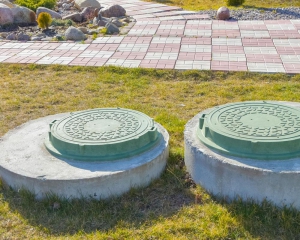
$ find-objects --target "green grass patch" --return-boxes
[145,0,300,11]
[1,64,300,239]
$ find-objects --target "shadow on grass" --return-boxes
[0,151,195,235]
[217,196,300,239]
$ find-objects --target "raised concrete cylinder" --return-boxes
[185,101,300,209]
[0,109,169,199]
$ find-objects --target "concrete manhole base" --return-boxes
[0,113,169,200]
[184,101,300,209]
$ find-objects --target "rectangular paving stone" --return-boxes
[211,61,247,71]
[184,14,210,20]
[175,60,210,70]
[269,30,300,38]
[280,55,300,63]
[16,49,52,57]
[158,25,185,30]
[240,30,270,38]
[0,42,33,49]
[151,37,181,44]
[117,43,149,52]
[57,43,89,50]
[127,52,147,60]
[212,30,240,38]
[244,46,278,54]
[265,24,295,30]
[156,29,185,36]
[0,56,10,62]
[92,36,124,44]
[148,43,180,52]
[180,44,211,53]
[212,38,242,46]
[85,44,105,50]
[276,46,300,55]
[36,56,74,65]
[273,39,300,47]
[27,42,61,50]
[212,24,239,30]
[212,45,244,53]
[177,52,211,61]
[184,29,211,37]
[85,59,107,66]
[242,38,274,47]
[69,57,92,66]
[181,37,211,45]
[135,20,161,25]
[246,54,282,63]
[247,62,285,72]
[144,52,178,60]
[212,53,246,61]
[111,52,131,59]
[283,63,300,73]
[158,16,186,21]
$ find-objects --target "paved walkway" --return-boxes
[0,0,300,73]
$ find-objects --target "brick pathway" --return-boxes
[1,0,300,73]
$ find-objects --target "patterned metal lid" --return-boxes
[45,108,161,161]
[197,101,300,159]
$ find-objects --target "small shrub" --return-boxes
[92,32,98,40]
[226,0,245,6]
[51,19,74,27]
[15,0,56,11]
[37,12,52,29]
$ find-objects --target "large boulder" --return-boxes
[99,4,126,18]
[217,6,230,20]
[36,7,62,19]
[80,6,96,21]
[62,12,82,22]
[74,0,100,9]
[0,3,13,25]
[0,0,16,8]
[11,6,36,24]
[65,26,87,41]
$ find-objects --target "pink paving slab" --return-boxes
[246,54,282,63]
[242,39,274,47]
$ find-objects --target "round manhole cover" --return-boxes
[197,101,300,159]
[45,108,161,161]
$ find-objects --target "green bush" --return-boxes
[15,0,56,12]
[37,12,52,29]
[226,0,245,6]
[51,19,74,27]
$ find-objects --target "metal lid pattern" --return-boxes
[45,108,161,161]
[197,101,300,159]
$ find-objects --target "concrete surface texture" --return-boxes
[184,101,300,209]
[0,113,169,199]
[0,0,299,73]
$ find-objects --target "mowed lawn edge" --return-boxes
[1,63,300,239]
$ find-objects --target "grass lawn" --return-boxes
[1,64,300,239]
[144,0,300,11]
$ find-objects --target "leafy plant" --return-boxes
[15,0,56,11]
[100,27,107,35]
[51,19,73,27]
[225,0,245,6]
[37,12,52,30]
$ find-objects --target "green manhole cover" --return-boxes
[45,108,161,161]
[197,101,300,159]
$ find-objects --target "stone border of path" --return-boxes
[0,0,300,73]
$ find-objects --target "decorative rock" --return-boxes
[6,32,16,40]
[0,0,16,8]
[80,6,96,21]
[77,26,88,33]
[105,21,119,34]
[74,0,100,10]
[36,7,62,19]
[112,19,123,27]
[17,32,30,41]
[62,3,71,10]
[217,6,230,20]
[0,32,8,38]
[0,3,13,25]
[11,6,36,24]
[97,19,107,26]
[62,13,82,22]
[64,26,87,40]
[100,4,126,18]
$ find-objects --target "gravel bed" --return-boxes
[198,7,300,20]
